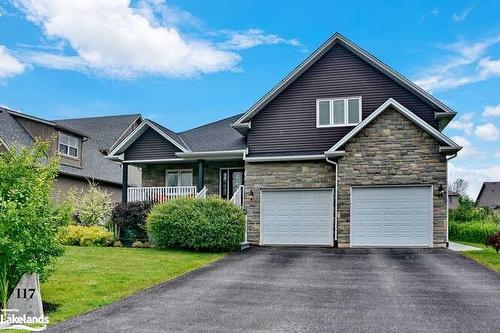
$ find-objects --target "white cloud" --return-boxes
[452,7,473,22]
[218,29,303,50]
[496,150,500,157]
[483,104,500,117]
[448,112,474,135]
[449,162,500,199]
[452,135,484,157]
[475,123,500,141]
[0,45,25,80]
[13,0,241,78]
[414,36,500,92]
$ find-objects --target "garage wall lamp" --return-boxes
[438,184,445,197]
[249,190,254,201]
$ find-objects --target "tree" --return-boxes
[449,178,469,197]
[0,141,69,317]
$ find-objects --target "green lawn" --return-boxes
[455,241,500,272]
[41,246,225,324]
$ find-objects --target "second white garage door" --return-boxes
[351,186,432,247]
[261,189,333,245]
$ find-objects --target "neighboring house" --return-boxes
[448,191,461,210]
[476,182,500,210]
[108,33,461,248]
[0,107,142,202]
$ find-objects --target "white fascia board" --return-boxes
[327,98,461,153]
[244,154,325,162]
[108,120,190,158]
[122,158,186,164]
[234,33,454,125]
[175,149,247,159]
[144,120,190,152]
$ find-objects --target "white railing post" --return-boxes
[229,185,244,208]
[127,186,197,203]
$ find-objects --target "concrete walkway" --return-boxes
[448,241,482,252]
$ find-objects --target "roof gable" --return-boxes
[476,182,500,207]
[326,98,461,156]
[233,33,455,126]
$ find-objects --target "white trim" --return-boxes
[244,154,325,162]
[349,185,434,247]
[316,96,362,128]
[58,132,80,159]
[324,150,345,157]
[327,98,461,154]
[121,158,183,164]
[219,167,245,198]
[175,149,247,159]
[108,120,190,157]
[165,169,193,187]
[108,115,142,152]
[233,33,454,125]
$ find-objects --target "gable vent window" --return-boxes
[59,133,79,158]
[317,97,362,127]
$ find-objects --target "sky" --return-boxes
[0,0,499,198]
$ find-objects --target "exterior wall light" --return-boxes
[438,184,445,197]
[249,190,254,201]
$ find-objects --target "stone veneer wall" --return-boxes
[244,161,335,244]
[336,107,448,247]
[141,160,244,195]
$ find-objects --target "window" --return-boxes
[165,170,193,187]
[58,133,79,158]
[316,97,362,127]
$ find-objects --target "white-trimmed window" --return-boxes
[316,97,362,127]
[165,169,193,187]
[58,133,79,158]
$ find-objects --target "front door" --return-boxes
[220,169,244,200]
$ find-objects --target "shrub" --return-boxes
[74,183,112,226]
[58,225,114,246]
[147,196,245,251]
[449,197,499,223]
[449,220,500,243]
[111,201,153,245]
[0,140,68,314]
[485,232,500,254]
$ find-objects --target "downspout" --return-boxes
[325,157,338,247]
[445,153,458,247]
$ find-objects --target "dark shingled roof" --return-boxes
[54,114,141,185]
[0,109,34,148]
[147,119,190,151]
[476,182,500,209]
[178,114,246,152]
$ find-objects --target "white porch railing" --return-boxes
[229,185,244,209]
[196,186,208,198]
[128,186,197,203]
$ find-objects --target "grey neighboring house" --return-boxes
[108,33,461,248]
[476,182,500,210]
[0,107,142,202]
[448,191,461,210]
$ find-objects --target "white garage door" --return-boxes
[261,189,333,245]
[351,186,432,247]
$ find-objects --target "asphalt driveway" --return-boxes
[49,247,500,332]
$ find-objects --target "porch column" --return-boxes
[122,163,128,203]
[197,160,205,192]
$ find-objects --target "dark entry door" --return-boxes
[220,169,244,200]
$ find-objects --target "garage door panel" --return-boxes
[351,186,432,247]
[261,190,333,245]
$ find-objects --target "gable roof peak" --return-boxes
[233,33,455,126]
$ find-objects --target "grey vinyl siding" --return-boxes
[125,128,181,160]
[247,43,440,155]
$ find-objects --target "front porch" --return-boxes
[122,160,245,207]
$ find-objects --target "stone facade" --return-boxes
[141,160,244,195]
[244,161,335,244]
[336,107,448,247]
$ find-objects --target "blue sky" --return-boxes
[0,0,499,197]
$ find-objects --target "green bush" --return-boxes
[74,183,112,226]
[58,225,114,246]
[449,220,500,243]
[147,196,245,251]
[449,197,499,223]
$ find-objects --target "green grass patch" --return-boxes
[449,220,500,243]
[462,248,500,272]
[41,246,225,324]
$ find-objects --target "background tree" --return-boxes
[449,178,469,197]
[0,140,69,317]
